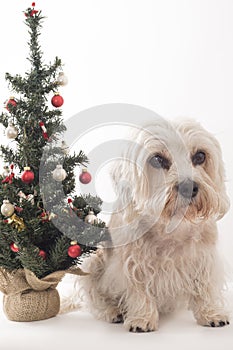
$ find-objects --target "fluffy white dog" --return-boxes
[81,118,230,332]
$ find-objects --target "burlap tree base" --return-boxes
[0,267,86,322]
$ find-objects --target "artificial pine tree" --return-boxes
[0,3,107,322]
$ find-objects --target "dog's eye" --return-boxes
[149,155,170,170]
[192,151,206,166]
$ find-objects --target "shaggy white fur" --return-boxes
[80,118,230,332]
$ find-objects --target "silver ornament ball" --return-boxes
[57,72,68,86]
[52,164,67,182]
[1,199,14,217]
[84,210,98,224]
[6,122,18,139]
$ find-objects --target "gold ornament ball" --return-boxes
[6,122,18,139]
[52,164,67,182]
[1,199,15,217]
[57,72,68,86]
[84,210,98,224]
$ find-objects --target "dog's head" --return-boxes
[111,118,229,232]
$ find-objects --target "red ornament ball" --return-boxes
[21,167,35,184]
[79,168,92,184]
[68,244,81,258]
[6,97,17,111]
[39,250,46,260]
[10,243,19,253]
[51,93,64,108]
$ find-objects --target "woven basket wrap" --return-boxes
[0,267,86,322]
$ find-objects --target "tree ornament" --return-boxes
[57,72,68,86]
[1,164,15,184]
[68,198,74,207]
[10,243,19,253]
[30,9,38,16]
[17,190,35,205]
[52,164,67,182]
[51,93,64,108]
[67,198,79,215]
[84,210,98,224]
[14,206,23,213]
[1,200,15,217]
[68,198,74,215]
[79,168,92,184]
[5,213,26,232]
[2,166,10,177]
[39,121,49,140]
[21,167,35,184]
[40,210,50,223]
[48,212,58,220]
[24,3,38,17]
[61,140,69,155]
[39,250,46,260]
[40,210,57,222]
[5,97,17,111]
[68,241,81,258]
[5,122,18,139]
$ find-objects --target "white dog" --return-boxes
[81,118,230,332]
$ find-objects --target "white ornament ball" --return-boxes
[57,72,68,86]
[6,122,18,139]
[84,210,98,224]
[52,164,67,182]
[1,199,14,217]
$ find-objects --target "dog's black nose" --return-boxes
[177,179,198,199]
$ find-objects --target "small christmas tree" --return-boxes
[0,3,107,322]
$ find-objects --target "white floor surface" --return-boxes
[1,276,233,350]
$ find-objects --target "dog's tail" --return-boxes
[58,262,92,314]
[59,251,104,314]
[59,275,85,314]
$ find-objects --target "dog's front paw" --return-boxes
[197,314,230,328]
[129,326,154,333]
[207,320,230,328]
[102,306,123,324]
[111,314,124,324]
[124,317,159,333]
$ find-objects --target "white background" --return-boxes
[0,0,233,349]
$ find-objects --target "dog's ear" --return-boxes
[110,143,149,221]
[110,155,137,222]
[217,184,230,220]
[176,119,230,220]
[216,161,230,220]
[210,137,230,220]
